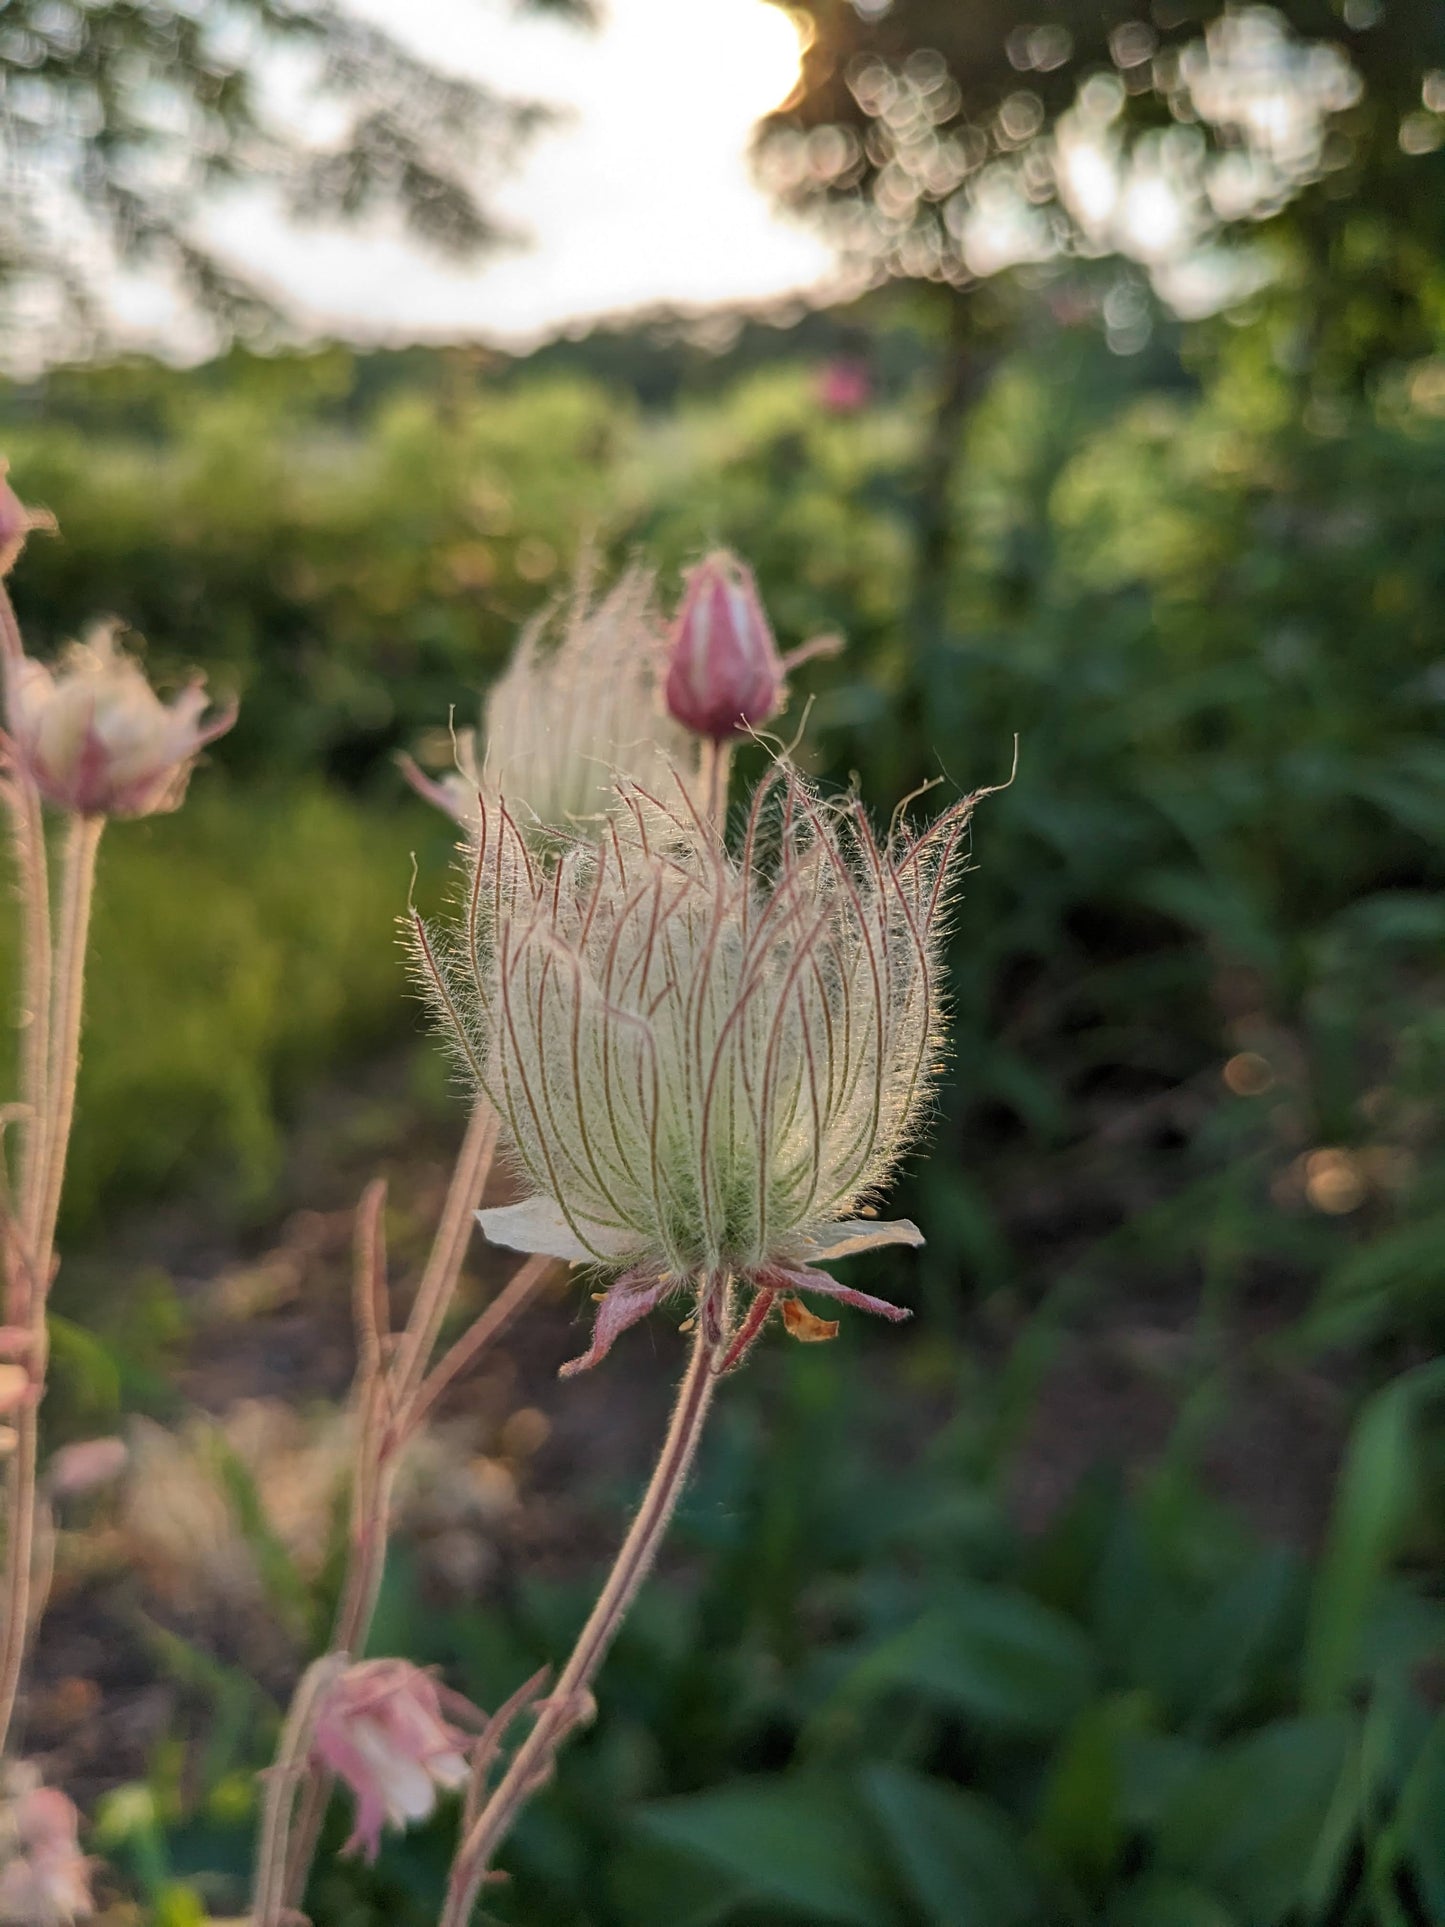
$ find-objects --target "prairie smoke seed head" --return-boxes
[418,763,984,1373]
[403,565,697,840]
[4,625,236,818]
[310,1659,473,1861]
[664,550,785,741]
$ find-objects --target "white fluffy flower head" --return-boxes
[417,763,982,1373]
[405,565,698,842]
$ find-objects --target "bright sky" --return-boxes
[189,0,838,349]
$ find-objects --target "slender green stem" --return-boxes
[440,1313,722,1926]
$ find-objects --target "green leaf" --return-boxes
[202,1429,312,1636]
[45,1315,121,1419]
[838,1584,1096,1734]
[1398,1713,1445,1918]
[1165,1550,1299,1730]
[608,1838,747,1927]
[1034,1694,1149,1887]
[1303,1359,1445,1712]
[861,1763,1043,1927]
[637,1775,898,1926]
[152,1886,207,1927]
[1154,1716,1355,1925]
[1303,1215,1445,1350]
[1107,1875,1240,1927]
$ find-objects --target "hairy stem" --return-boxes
[34,816,101,1268]
[440,1313,721,1925]
[402,1251,552,1436]
[390,1100,500,1410]
[698,738,734,836]
[251,1654,350,1927]
[0,813,102,1757]
[273,1099,509,1914]
[0,583,51,1247]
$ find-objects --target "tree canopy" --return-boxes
[759,0,1445,382]
[0,0,595,341]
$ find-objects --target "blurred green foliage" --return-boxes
[102,1343,1445,1924]
[5,281,1445,1921]
[0,778,443,1235]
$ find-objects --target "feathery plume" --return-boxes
[416,763,980,1374]
[403,565,697,841]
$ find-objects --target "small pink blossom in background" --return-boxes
[4,625,236,819]
[816,357,872,415]
[310,1659,473,1860]
[0,1779,92,1924]
[663,551,785,740]
[46,1437,128,1499]
[0,463,55,579]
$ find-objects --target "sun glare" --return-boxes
[711,0,806,118]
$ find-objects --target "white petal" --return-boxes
[476,1197,635,1264]
[795,1218,925,1261]
[430,1749,471,1790]
[386,1758,438,1824]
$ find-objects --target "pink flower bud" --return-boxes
[46,1437,127,1499]
[663,551,786,741]
[0,464,55,581]
[4,626,236,819]
[310,1659,473,1861]
[0,1779,92,1924]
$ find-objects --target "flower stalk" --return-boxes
[251,1654,350,1927]
[440,1306,724,1926]
[263,1100,554,1918]
[0,473,235,1776]
[0,810,102,1758]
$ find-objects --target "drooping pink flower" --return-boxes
[0,1780,92,1924]
[4,625,236,818]
[310,1659,473,1861]
[0,464,55,580]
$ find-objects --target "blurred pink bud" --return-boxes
[663,551,785,741]
[46,1437,127,1499]
[310,1659,472,1861]
[816,357,872,415]
[4,626,236,818]
[0,463,55,581]
[0,1781,92,1923]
